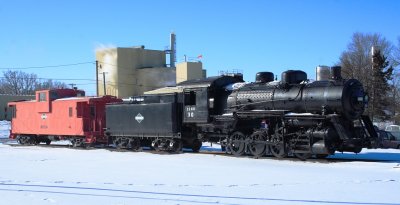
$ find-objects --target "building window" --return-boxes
[69,107,73,117]
[39,92,47,102]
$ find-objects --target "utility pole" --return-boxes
[69,83,76,89]
[102,72,108,95]
[96,60,99,96]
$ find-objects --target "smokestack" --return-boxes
[170,32,176,67]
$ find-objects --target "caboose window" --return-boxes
[69,107,73,117]
[39,92,47,102]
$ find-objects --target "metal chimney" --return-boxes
[170,32,176,67]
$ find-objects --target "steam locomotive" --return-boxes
[105,66,378,159]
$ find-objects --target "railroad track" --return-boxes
[4,141,398,163]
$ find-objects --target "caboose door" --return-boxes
[90,104,99,132]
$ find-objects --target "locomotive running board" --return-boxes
[236,110,290,118]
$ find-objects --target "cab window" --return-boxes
[184,91,196,105]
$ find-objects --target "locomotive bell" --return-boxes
[255,72,274,83]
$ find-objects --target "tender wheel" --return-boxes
[129,139,141,151]
[151,139,161,151]
[114,137,128,149]
[191,139,202,153]
[228,131,246,156]
[170,139,183,153]
[269,133,287,158]
[248,131,268,158]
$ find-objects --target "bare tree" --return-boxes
[0,70,38,94]
[339,33,394,121]
[0,70,68,95]
[36,79,68,90]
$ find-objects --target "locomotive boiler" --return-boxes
[227,67,366,120]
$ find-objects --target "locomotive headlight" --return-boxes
[351,90,365,111]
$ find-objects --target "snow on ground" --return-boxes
[0,143,399,205]
[0,120,10,139]
[0,121,400,205]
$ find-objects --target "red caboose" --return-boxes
[8,88,122,147]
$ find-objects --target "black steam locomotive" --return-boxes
[105,66,378,159]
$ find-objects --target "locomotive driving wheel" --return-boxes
[248,131,268,158]
[269,133,287,158]
[228,131,246,156]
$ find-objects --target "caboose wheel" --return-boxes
[228,131,246,156]
[270,134,287,158]
[45,140,51,145]
[248,131,267,158]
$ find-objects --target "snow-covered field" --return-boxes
[0,121,400,205]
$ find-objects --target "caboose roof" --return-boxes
[54,96,104,101]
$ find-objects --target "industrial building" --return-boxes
[0,94,34,120]
[95,33,206,98]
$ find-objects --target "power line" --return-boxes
[0,77,96,81]
[0,77,163,89]
[0,61,95,70]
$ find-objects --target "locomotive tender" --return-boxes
[105,66,378,159]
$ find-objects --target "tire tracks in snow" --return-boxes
[0,182,399,205]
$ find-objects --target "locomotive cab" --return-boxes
[179,75,244,124]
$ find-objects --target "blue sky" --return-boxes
[1,0,399,95]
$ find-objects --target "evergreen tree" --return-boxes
[369,49,393,120]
